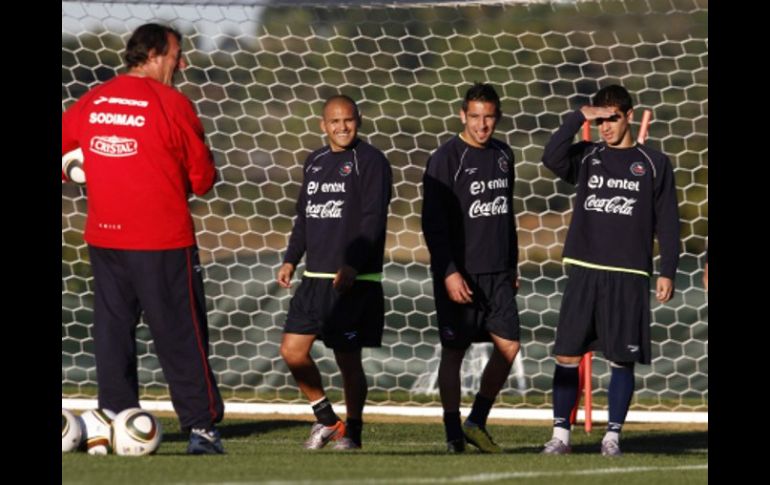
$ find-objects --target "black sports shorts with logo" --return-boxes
[554,264,651,364]
[284,277,385,351]
[432,270,521,349]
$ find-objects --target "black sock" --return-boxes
[311,397,339,426]
[346,418,363,446]
[607,363,635,434]
[552,363,579,430]
[443,411,463,442]
[467,393,494,428]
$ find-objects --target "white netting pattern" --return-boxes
[62,0,708,411]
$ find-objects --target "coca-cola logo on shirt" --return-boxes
[306,200,344,218]
[469,195,508,218]
[583,194,636,216]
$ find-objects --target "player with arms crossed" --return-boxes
[61,23,225,454]
[422,83,521,453]
[277,95,393,450]
[540,85,680,456]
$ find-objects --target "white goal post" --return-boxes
[62,0,708,417]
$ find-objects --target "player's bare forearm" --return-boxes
[656,276,674,303]
[580,105,619,121]
[445,272,473,304]
[277,262,295,289]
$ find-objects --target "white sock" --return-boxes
[603,430,620,443]
[553,426,571,445]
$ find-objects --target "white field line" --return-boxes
[187,464,708,485]
[62,399,708,424]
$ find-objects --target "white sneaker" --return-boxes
[542,437,571,455]
[601,438,622,457]
[303,421,346,450]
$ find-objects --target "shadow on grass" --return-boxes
[164,419,311,443]
[617,430,708,454]
[515,430,708,455]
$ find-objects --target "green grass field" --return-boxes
[62,415,707,484]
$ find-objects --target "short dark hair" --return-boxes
[322,94,361,125]
[462,83,501,119]
[124,23,182,69]
[592,84,633,113]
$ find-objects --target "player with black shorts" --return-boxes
[277,95,392,450]
[540,85,680,456]
[422,83,521,454]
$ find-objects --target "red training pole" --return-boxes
[637,109,652,144]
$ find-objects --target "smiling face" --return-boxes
[595,107,634,148]
[460,100,499,147]
[320,98,359,152]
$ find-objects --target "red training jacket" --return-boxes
[62,74,216,249]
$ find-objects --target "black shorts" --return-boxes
[284,277,385,350]
[432,271,520,349]
[554,265,651,364]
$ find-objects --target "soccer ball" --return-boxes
[62,147,86,184]
[79,408,116,455]
[62,408,82,453]
[112,408,162,456]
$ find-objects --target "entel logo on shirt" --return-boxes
[307,181,346,195]
[587,175,640,192]
[470,178,508,195]
[90,136,138,157]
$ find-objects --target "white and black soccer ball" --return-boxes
[112,408,162,456]
[62,147,86,184]
[62,408,82,453]
[79,408,116,455]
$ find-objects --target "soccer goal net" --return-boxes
[62,0,708,412]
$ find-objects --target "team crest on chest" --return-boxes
[497,157,508,173]
[339,161,354,176]
[629,161,646,176]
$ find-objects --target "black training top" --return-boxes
[542,110,680,279]
[422,135,518,277]
[284,139,392,274]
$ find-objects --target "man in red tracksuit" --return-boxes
[61,23,225,454]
